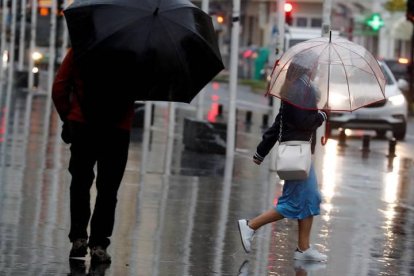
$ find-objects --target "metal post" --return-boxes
[17,0,27,70]
[196,0,210,120]
[225,0,240,161]
[338,129,347,147]
[59,0,70,63]
[387,138,397,158]
[28,0,38,90]
[217,104,223,117]
[164,102,175,175]
[245,110,252,124]
[322,0,332,36]
[140,101,153,178]
[0,0,9,83]
[47,0,58,92]
[362,135,370,152]
[8,0,17,85]
[269,0,285,172]
[262,114,269,128]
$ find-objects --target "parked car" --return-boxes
[383,58,409,81]
[328,61,408,140]
[382,58,410,95]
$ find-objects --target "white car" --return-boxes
[329,61,408,140]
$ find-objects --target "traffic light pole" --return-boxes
[196,0,209,120]
[322,0,332,36]
[269,0,285,172]
[225,0,240,171]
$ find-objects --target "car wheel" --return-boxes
[393,123,407,141]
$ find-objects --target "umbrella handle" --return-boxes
[320,111,330,146]
[321,136,328,145]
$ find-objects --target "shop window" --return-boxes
[296,17,307,27]
[311,18,322,27]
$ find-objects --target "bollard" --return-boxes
[245,111,252,124]
[218,104,223,117]
[338,129,347,147]
[387,138,397,157]
[262,114,269,128]
[362,135,370,152]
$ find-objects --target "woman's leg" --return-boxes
[248,208,284,230]
[297,216,313,251]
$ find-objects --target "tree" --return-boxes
[384,0,406,12]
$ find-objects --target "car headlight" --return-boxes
[388,94,405,106]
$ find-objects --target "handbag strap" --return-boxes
[278,102,312,143]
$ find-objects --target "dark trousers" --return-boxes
[68,122,130,248]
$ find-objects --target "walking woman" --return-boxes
[237,53,328,262]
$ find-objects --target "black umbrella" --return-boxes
[63,0,224,103]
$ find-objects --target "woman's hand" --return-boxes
[253,153,264,165]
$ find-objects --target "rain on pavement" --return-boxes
[0,82,414,276]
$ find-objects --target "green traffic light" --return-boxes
[366,13,384,32]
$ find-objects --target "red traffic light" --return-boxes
[284,3,293,25]
[284,3,293,13]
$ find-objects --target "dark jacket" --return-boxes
[254,76,327,162]
[52,49,134,130]
[255,102,325,159]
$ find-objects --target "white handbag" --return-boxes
[276,108,312,180]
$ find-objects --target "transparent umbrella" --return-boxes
[267,33,387,144]
[267,34,386,111]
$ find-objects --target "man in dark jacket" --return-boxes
[52,48,135,264]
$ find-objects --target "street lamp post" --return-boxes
[225,0,240,167]
[196,0,209,120]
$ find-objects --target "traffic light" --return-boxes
[211,14,225,32]
[284,3,293,25]
[407,0,414,23]
[216,15,224,25]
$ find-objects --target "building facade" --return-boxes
[192,0,412,63]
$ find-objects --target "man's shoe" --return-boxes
[90,246,111,264]
[69,238,88,258]
[237,219,255,253]
[293,246,328,262]
[69,259,86,275]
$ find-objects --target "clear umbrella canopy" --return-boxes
[267,36,386,111]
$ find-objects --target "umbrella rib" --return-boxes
[162,7,221,59]
[332,42,386,97]
[159,17,192,97]
[331,45,352,111]
[312,42,335,109]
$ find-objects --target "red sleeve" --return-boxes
[52,49,74,121]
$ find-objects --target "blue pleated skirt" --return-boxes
[275,164,321,219]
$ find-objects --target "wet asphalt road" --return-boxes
[0,83,414,276]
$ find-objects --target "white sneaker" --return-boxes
[293,246,327,262]
[237,219,255,253]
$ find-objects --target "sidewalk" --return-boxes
[0,84,413,275]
